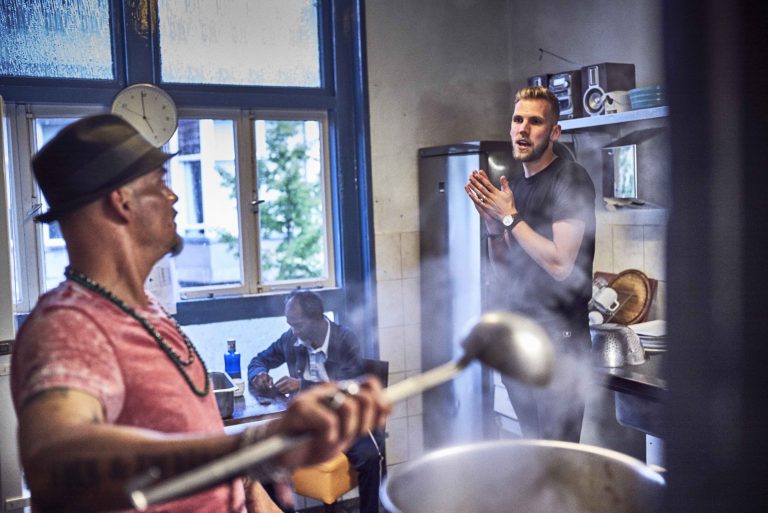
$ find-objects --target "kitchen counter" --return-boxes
[595,352,667,439]
[598,352,667,402]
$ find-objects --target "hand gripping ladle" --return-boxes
[130,311,554,509]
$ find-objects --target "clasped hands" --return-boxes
[464,169,516,230]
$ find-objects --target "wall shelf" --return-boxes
[560,106,669,131]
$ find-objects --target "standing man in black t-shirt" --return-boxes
[464,86,596,442]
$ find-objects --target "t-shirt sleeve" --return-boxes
[551,163,596,223]
[12,306,125,421]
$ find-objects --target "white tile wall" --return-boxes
[593,217,668,321]
[376,279,404,329]
[612,225,645,271]
[400,231,420,279]
[378,325,406,374]
[375,232,403,281]
[385,416,410,465]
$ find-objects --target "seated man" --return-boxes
[248,290,385,513]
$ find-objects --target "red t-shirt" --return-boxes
[11,281,245,513]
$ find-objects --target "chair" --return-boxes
[291,358,389,512]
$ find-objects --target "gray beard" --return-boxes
[169,235,184,257]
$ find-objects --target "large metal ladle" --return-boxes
[129,311,554,510]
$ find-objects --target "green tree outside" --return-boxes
[215,120,324,281]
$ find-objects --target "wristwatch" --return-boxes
[502,213,523,232]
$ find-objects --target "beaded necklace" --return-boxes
[65,267,210,397]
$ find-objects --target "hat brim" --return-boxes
[34,149,177,223]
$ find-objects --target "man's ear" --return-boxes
[105,187,132,222]
[550,123,561,142]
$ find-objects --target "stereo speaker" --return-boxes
[527,74,549,88]
[548,70,582,119]
[581,63,636,116]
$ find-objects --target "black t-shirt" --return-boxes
[499,157,596,334]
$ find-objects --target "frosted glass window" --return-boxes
[0,0,113,80]
[158,0,320,87]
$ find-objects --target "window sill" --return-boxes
[173,288,346,325]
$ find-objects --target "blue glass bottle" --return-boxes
[224,339,241,379]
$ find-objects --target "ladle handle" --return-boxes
[382,359,466,403]
[130,359,468,510]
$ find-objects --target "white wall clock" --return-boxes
[111,83,178,147]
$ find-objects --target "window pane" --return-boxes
[158,0,320,87]
[255,119,328,284]
[1,106,22,305]
[169,119,242,289]
[0,0,113,80]
[33,118,76,292]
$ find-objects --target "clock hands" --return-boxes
[118,104,145,119]
[139,91,156,135]
[140,91,147,117]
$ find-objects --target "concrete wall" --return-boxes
[364,0,513,472]
[365,0,667,472]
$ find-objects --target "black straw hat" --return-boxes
[32,114,176,223]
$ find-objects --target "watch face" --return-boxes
[502,214,515,227]
[111,84,178,147]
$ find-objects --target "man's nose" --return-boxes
[164,185,179,204]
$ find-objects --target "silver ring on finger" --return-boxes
[325,391,347,411]
[337,380,361,396]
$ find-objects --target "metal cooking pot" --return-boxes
[590,323,646,367]
[381,440,665,513]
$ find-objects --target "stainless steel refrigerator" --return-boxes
[418,141,515,450]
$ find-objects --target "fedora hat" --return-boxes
[32,114,176,223]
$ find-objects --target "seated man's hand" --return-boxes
[252,372,274,391]
[274,376,300,395]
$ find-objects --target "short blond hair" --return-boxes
[514,86,560,125]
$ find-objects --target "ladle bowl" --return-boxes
[461,311,554,386]
[381,439,665,513]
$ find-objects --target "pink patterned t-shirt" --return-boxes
[11,281,246,513]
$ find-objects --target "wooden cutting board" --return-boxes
[594,269,657,325]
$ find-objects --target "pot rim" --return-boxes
[380,439,665,513]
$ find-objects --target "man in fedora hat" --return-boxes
[10,114,391,513]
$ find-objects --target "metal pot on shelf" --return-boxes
[590,322,646,367]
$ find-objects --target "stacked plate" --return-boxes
[628,85,666,110]
[629,319,667,353]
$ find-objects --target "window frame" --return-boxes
[0,0,378,352]
[170,107,336,299]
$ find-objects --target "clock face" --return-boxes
[111,84,178,147]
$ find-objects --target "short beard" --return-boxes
[169,235,185,257]
[513,139,550,162]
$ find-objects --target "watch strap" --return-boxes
[505,214,523,233]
